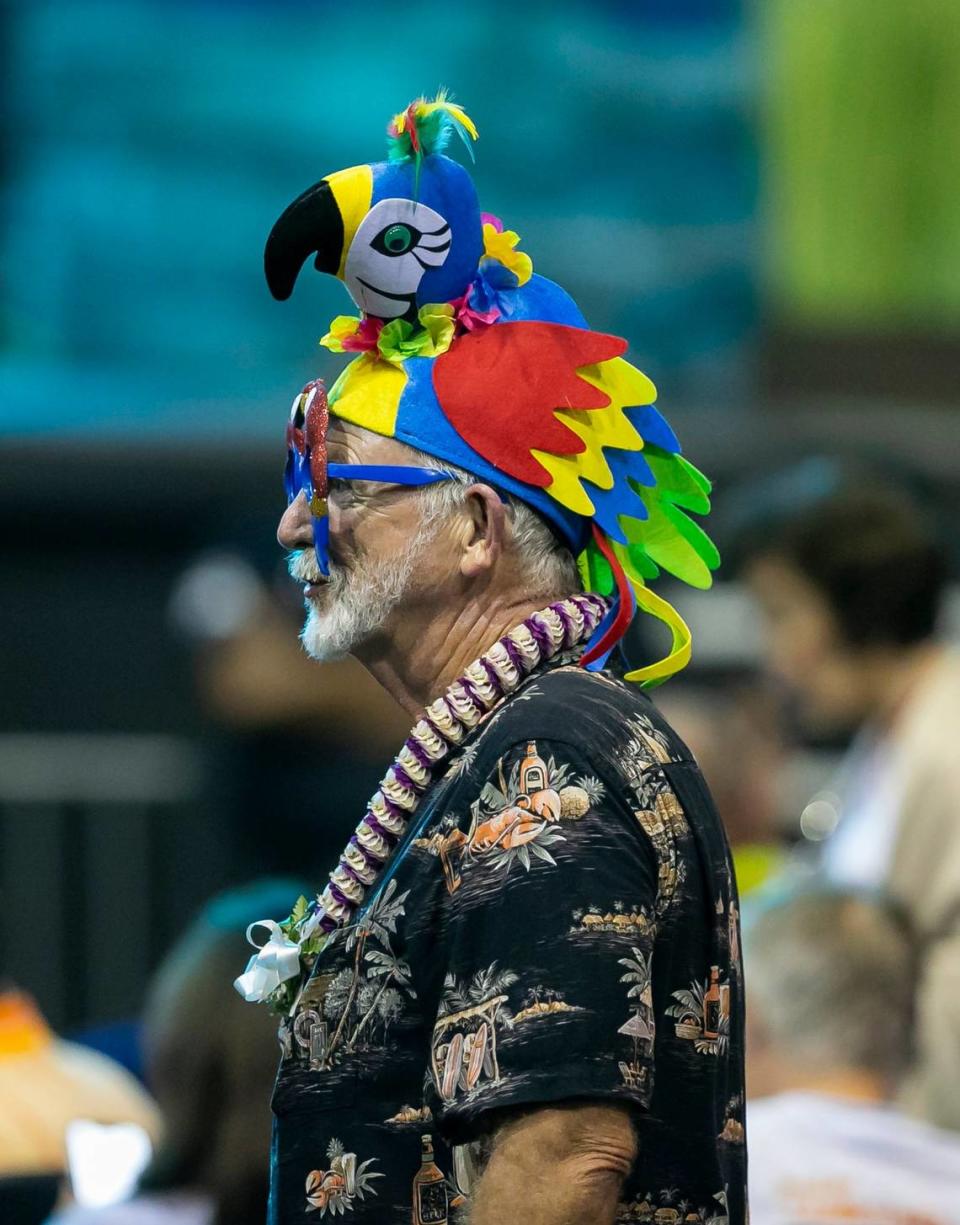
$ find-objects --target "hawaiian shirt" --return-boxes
[270,662,747,1225]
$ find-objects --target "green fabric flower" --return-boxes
[376,303,456,365]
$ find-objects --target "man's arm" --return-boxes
[467,1101,637,1225]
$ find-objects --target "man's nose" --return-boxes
[277,492,314,550]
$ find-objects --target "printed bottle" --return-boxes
[412,1133,448,1225]
[519,741,547,794]
[703,965,722,1040]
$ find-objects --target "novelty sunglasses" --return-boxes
[284,381,456,576]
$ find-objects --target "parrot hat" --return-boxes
[267,93,719,686]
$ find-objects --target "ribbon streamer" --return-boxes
[233,920,302,1003]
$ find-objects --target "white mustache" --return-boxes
[287,551,334,586]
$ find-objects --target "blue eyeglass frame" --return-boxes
[284,445,457,575]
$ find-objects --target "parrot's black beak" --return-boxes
[264,178,344,302]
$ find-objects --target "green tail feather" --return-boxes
[578,541,615,597]
[620,450,720,590]
[578,448,719,597]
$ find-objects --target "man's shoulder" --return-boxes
[475,663,695,769]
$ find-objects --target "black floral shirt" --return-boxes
[269,663,747,1225]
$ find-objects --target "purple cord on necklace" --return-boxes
[363,814,398,846]
[404,736,434,772]
[553,600,575,646]
[349,834,385,868]
[525,614,551,652]
[502,636,524,671]
[458,675,485,712]
[479,657,505,695]
[422,713,451,744]
[337,859,365,888]
[326,881,351,910]
[390,763,422,795]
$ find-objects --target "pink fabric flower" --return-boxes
[340,315,383,353]
[450,283,501,332]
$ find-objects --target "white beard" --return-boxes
[289,521,439,662]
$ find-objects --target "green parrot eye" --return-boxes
[373,222,420,257]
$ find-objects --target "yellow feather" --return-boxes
[610,541,693,686]
[421,98,479,141]
[533,356,655,516]
[391,94,479,143]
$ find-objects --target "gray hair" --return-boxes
[405,445,582,601]
[744,890,915,1083]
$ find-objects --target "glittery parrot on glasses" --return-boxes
[268,93,719,686]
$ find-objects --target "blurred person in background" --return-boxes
[0,984,160,1225]
[744,890,960,1225]
[49,880,303,1225]
[653,681,787,894]
[736,461,960,1129]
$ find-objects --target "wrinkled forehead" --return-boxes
[326,415,420,467]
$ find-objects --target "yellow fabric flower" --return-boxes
[482,223,533,286]
[415,302,456,353]
[319,315,362,353]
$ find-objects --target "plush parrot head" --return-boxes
[268,94,720,686]
[265,96,483,319]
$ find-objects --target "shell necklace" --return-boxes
[235,592,609,1008]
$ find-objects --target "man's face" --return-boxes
[277,420,454,661]
[744,554,868,731]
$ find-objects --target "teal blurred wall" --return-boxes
[1,0,757,436]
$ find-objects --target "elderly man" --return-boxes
[239,97,745,1225]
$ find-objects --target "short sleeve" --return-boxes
[422,736,662,1143]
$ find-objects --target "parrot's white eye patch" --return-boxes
[345,198,452,319]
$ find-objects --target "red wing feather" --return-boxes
[433,322,627,487]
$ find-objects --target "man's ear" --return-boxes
[458,484,508,579]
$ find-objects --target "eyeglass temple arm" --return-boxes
[326,463,457,486]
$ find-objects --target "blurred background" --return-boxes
[1,0,959,1214]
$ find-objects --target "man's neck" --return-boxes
[355,590,568,720]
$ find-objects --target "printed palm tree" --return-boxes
[438,962,519,1026]
[664,981,705,1025]
[468,963,519,1026]
[450,742,479,777]
[436,962,519,1087]
[660,1188,680,1206]
[614,900,625,913]
[523,985,545,1009]
[618,947,653,1002]
[326,880,410,1059]
[678,1199,692,1218]
[619,947,654,1066]
[346,945,414,1049]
